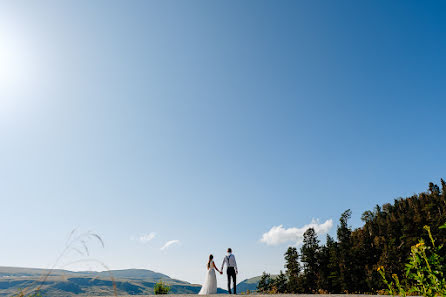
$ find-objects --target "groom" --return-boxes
[220,248,238,294]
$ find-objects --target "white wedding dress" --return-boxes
[198,260,218,295]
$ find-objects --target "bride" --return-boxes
[198,254,221,295]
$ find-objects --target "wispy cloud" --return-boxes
[260,219,333,246]
[139,232,156,243]
[160,240,180,251]
[131,232,156,243]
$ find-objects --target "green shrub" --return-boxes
[154,280,171,295]
[379,223,446,297]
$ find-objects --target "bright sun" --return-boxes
[0,21,41,119]
[0,31,28,91]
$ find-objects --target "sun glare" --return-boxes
[0,29,28,91]
[0,21,41,119]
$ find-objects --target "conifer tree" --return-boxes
[301,228,320,293]
[272,271,288,293]
[284,246,301,293]
[257,272,272,293]
[337,209,352,292]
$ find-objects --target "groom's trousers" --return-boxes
[227,267,236,294]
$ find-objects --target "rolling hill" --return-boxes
[237,275,261,293]
[0,267,226,296]
[237,274,281,294]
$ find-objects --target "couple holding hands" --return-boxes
[198,248,238,295]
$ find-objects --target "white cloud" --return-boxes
[260,219,333,246]
[160,240,180,251]
[139,232,156,243]
[131,232,156,243]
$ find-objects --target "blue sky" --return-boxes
[0,0,445,286]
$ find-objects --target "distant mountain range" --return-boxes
[237,275,261,293]
[236,274,283,294]
[0,266,226,296]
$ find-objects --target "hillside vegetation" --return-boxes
[237,275,265,293]
[258,179,446,294]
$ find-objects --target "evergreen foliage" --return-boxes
[272,271,288,293]
[262,179,446,293]
[301,228,320,292]
[284,246,301,293]
[257,272,273,293]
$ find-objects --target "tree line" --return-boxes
[258,179,446,294]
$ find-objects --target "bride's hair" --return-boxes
[207,254,214,269]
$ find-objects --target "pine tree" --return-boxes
[429,182,440,195]
[326,235,342,293]
[257,272,272,293]
[272,271,288,293]
[284,246,301,293]
[337,209,352,292]
[301,227,320,293]
[318,235,337,292]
